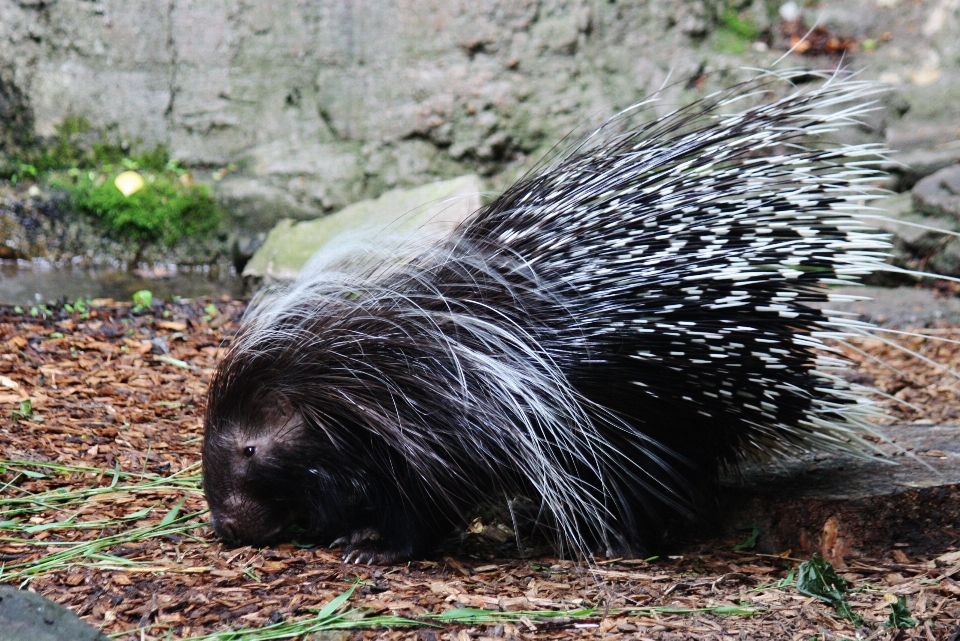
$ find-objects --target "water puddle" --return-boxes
[0,261,244,305]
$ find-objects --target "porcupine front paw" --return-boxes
[330,527,414,565]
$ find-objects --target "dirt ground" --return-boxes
[1,295,959,640]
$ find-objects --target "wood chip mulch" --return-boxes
[1,298,959,640]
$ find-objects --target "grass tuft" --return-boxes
[0,460,207,583]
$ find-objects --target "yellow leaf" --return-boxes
[114,171,145,197]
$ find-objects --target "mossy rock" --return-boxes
[245,175,484,281]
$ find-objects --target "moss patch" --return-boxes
[713,7,762,54]
[2,118,223,256]
[59,168,221,248]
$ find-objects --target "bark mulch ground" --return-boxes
[1,297,959,640]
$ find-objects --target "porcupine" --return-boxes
[202,70,897,564]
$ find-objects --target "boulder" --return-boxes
[866,190,960,278]
[884,122,960,190]
[215,176,324,232]
[887,148,960,191]
[244,175,484,281]
[0,586,109,641]
[869,192,942,252]
[913,164,960,221]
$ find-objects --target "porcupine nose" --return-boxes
[214,515,240,542]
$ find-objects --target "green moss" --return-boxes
[6,117,108,174]
[57,169,221,247]
[713,7,761,54]
[4,117,222,251]
[721,8,760,40]
[3,116,178,178]
[134,145,171,172]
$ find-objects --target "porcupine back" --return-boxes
[204,70,891,561]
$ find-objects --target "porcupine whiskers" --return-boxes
[203,67,956,563]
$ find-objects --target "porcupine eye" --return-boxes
[242,446,256,458]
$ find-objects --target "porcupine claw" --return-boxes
[331,527,412,565]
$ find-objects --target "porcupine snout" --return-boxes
[202,444,295,545]
[209,509,240,543]
[202,395,315,545]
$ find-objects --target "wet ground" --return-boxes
[0,261,244,306]
[2,261,958,326]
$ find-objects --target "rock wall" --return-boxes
[1,0,959,234]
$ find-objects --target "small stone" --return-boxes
[150,336,170,354]
[779,1,801,21]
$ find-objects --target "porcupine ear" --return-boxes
[206,348,298,437]
[260,390,296,426]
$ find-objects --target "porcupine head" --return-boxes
[203,392,374,550]
[202,381,313,546]
[201,310,446,565]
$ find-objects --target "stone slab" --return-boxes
[886,122,960,153]
[883,147,960,192]
[215,176,325,231]
[859,193,960,277]
[824,286,960,326]
[244,175,484,281]
[0,586,108,641]
[719,424,960,563]
[869,191,957,250]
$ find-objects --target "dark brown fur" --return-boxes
[202,73,887,563]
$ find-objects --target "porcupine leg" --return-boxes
[331,487,448,564]
[569,367,732,557]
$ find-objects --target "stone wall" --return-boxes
[1,0,959,233]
